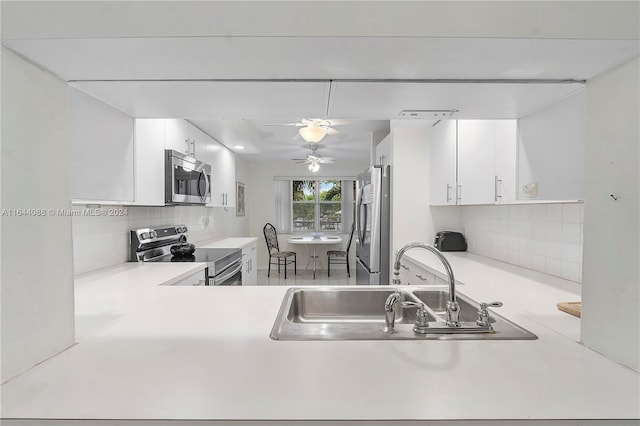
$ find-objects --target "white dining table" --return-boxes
[287,235,343,279]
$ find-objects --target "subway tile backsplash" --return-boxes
[460,203,583,283]
[71,205,242,275]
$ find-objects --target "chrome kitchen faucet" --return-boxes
[385,243,461,333]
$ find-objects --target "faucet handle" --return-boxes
[476,301,503,327]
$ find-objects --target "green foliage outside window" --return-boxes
[292,180,342,232]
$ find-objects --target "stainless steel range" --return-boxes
[130,225,242,286]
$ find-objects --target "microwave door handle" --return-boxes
[201,171,210,202]
[197,171,209,202]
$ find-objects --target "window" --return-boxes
[292,180,343,232]
[274,177,354,234]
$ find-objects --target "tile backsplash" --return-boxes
[71,205,246,275]
[460,203,583,283]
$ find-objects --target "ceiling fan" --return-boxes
[265,118,355,143]
[292,144,335,172]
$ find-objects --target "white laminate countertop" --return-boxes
[402,251,583,341]
[1,256,638,423]
[196,237,258,249]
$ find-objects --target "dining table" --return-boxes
[286,235,343,279]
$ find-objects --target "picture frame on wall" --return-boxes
[236,181,245,216]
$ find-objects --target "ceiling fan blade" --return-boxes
[325,127,346,139]
[318,157,336,163]
[325,119,359,126]
[264,123,304,127]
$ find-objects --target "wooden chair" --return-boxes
[263,223,296,279]
[327,223,356,277]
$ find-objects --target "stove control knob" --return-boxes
[182,226,188,233]
[149,231,158,239]
[140,232,149,240]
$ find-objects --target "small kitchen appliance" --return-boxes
[165,150,212,205]
[130,225,242,286]
[434,231,468,252]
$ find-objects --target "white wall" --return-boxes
[1,49,75,382]
[460,203,584,282]
[518,90,585,200]
[390,124,432,253]
[247,159,368,271]
[72,156,250,275]
[581,57,639,372]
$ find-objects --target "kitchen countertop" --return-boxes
[196,237,257,249]
[1,255,638,423]
[402,251,583,342]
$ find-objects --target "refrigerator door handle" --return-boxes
[357,185,367,243]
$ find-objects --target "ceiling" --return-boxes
[2,1,638,162]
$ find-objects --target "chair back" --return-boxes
[263,223,280,254]
[345,222,356,253]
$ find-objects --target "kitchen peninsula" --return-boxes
[1,253,638,425]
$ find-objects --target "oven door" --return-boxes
[166,150,211,205]
[210,259,243,286]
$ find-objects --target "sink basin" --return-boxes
[270,287,537,340]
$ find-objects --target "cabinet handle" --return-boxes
[185,139,190,156]
[446,184,452,203]
[494,176,502,202]
[191,139,196,156]
[400,263,409,270]
[415,274,428,281]
[456,185,462,204]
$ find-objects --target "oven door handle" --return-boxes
[213,259,243,285]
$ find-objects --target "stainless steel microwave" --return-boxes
[165,150,211,205]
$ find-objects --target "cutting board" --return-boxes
[557,302,581,318]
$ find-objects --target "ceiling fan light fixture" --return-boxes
[299,125,327,143]
[308,161,320,173]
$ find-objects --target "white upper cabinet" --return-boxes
[207,141,236,208]
[134,119,166,206]
[493,120,517,203]
[429,119,517,206]
[164,119,193,156]
[375,133,392,167]
[428,120,457,205]
[68,87,134,203]
[457,120,501,205]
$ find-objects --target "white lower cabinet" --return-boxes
[242,243,258,285]
[398,257,441,286]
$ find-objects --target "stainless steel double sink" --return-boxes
[270,287,537,340]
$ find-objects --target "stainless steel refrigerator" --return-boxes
[355,165,391,285]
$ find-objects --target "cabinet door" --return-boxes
[69,88,135,203]
[164,119,190,155]
[221,147,236,208]
[242,243,258,285]
[457,120,496,205]
[375,134,392,167]
[494,120,517,203]
[187,122,209,159]
[208,141,236,208]
[428,120,457,205]
[134,119,165,206]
